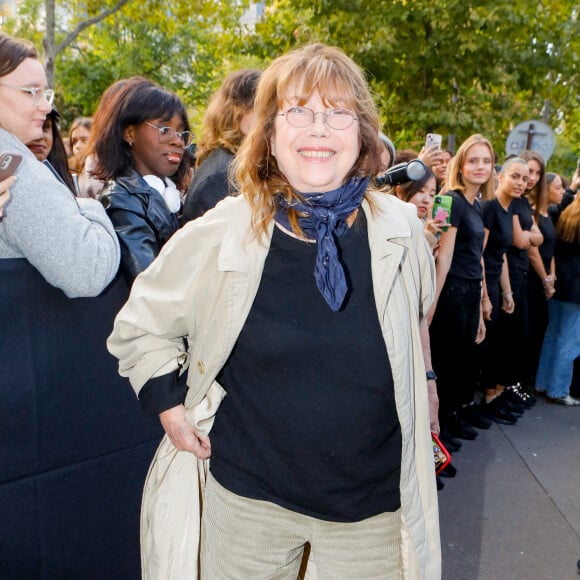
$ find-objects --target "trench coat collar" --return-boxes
[215,190,412,273]
[216,197,273,274]
[362,192,413,252]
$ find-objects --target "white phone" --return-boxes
[425,133,442,150]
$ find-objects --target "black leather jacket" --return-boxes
[100,171,179,285]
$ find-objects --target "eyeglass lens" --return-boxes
[284,107,356,130]
[146,122,191,146]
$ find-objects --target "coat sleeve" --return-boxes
[107,224,203,396]
[3,154,120,297]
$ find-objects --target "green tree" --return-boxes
[4,0,257,130]
[4,0,579,174]
[248,0,579,174]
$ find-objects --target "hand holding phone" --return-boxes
[0,152,23,181]
[425,133,442,150]
[0,152,22,219]
[432,194,453,231]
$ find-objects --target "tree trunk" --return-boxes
[43,0,56,87]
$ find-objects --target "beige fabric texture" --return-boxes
[201,472,402,579]
[108,192,441,579]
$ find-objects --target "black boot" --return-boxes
[481,397,518,425]
[460,401,492,429]
[447,411,478,440]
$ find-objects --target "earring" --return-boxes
[128,139,134,147]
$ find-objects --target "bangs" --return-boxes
[135,91,188,128]
[276,58,357,110]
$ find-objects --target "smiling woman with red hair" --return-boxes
[108,43,440,579]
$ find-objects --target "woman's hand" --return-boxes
[418,144,441,168]
[0,176,16,218]
[501,291,515,314]
[542,274,556,299]
[159,404,211,459]
[424,218,446,237]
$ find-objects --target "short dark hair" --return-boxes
[91,77,192,189]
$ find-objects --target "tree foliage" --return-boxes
[4,0,256,129]
[3,0,579,174]
[247,0,579,173]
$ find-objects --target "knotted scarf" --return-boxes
[275,176,370,311]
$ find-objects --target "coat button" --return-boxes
[197,360,205,374]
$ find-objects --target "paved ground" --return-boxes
[438,396,580,580]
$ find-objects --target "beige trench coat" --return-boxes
[108,191,441,579]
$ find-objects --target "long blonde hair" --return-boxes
[557,193,580,244]
[233,43,383,239]
[446,134,495,201]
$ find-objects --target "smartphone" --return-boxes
[425,133,442,150]
[432,194,453,230]
[432,432,452,474]
[0,152,23,181]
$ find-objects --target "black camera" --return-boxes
[376,159,426,187]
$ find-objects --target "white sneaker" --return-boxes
[547,395,580,407]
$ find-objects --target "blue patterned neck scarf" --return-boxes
[275,176,370,311]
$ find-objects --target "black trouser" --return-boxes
[430,275,482,419]
[478,274,502,392]
[495,267,529,387]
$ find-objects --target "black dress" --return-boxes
[0,259,163,579]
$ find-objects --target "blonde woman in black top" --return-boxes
[428,134,493,445]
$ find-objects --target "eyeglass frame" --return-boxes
[0,82,55,107]
[278,106,358,130]
[144,121,192,147]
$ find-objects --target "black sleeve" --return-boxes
[138,369,189,416]
[107,205,161,285]
[181,170,231,224]
[449,192,464,228]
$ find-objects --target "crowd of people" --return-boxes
[1,29,579,579]
[379,134,580,487]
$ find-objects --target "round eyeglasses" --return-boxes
[278,106,358,130]
[0,82,55,107]
[144,121,192,147]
